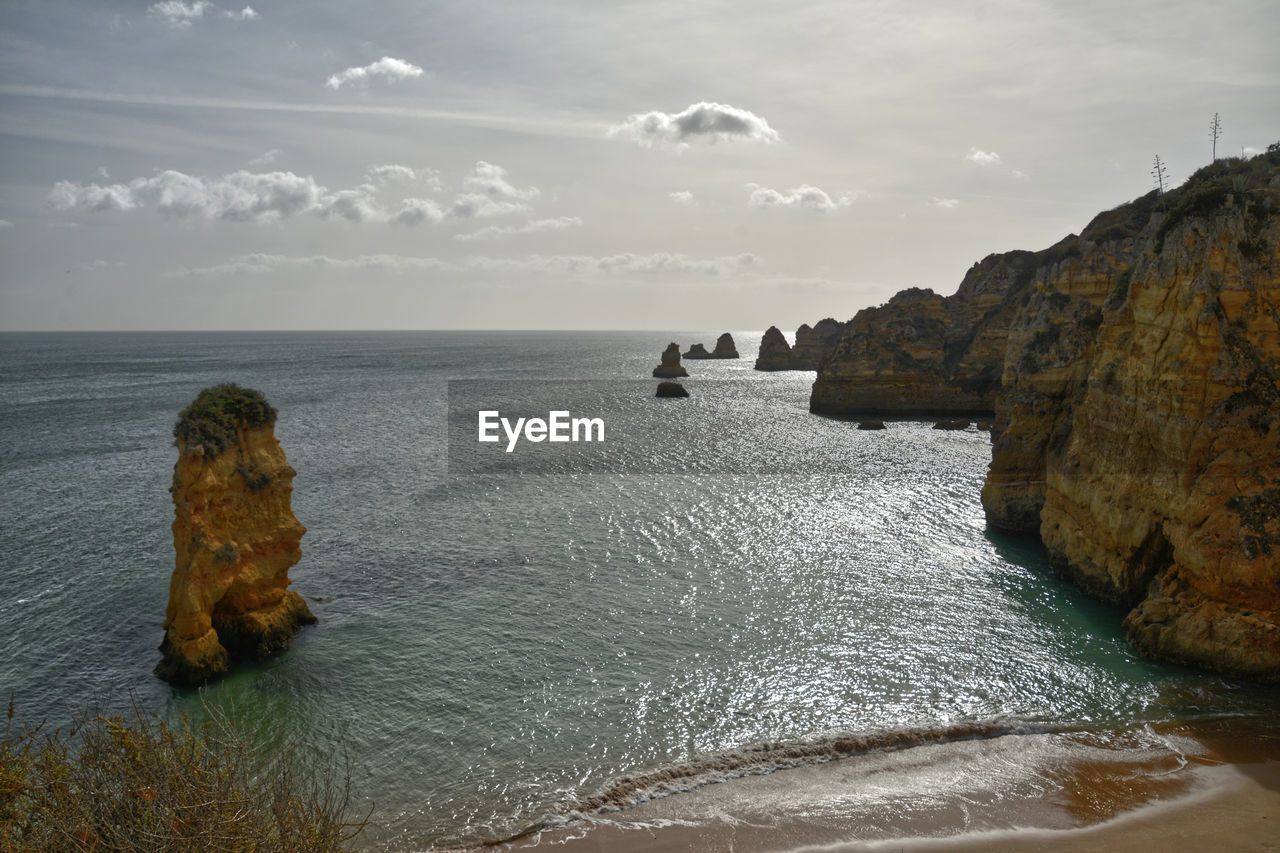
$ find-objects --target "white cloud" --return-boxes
[1011,169,1028,180]
[248,148,282,166]
[96,166,110,179]
[78,259,125,272]
[609,102,780,148]
[965,148,1002,167]
[669,191,696,206]
[455,216,582,241]
[49,162,536,227]
[0,219,13,229]
[746,183,864,212]
[174,251,760,278]
[223,6,257,20]
[326,57,424,90]
[147,1,211,28]
[930,197,960,209]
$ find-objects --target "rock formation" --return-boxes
[857,420,886,431]
[683,343,712,359]
[791,318,847,369]
[652,343,689,378]
[809,246,1058,416]
[156,384,316,687]
[754,326,796,371]
[806,148,1279,680]
[656,381,690,398]
[712,333,740,358]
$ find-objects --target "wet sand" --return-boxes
[490,718,1280,853]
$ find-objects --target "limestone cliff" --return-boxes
[754,326,796,371]
[712,333,740,359]
[979,152,1280,680]
[156,384,315,687]
[809,247,1054,416]
[791,318,847,370]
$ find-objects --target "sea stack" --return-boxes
[712,333,740,358]
[652,343,689,378]
[156,384,316,687]
[683,343,712,359]
[791,318,847,369]
[753,326,796,371]
[656,381,689,398]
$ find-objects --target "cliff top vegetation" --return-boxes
[173,383,278,458]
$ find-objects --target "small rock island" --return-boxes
[156,384,316,687]
[652,343,689,378]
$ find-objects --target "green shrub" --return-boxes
[0,695,369,852]
[173,384,277,458]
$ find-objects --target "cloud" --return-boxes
[78,259,125,272]
[965,148,1002,167]
[147,1,211,28]
[449,160,539,219]
[52,170,331,223]
[0,219,12,229]
[930,197,960,209]
[175,251,760,278]
[223,6,257,20]
[326,57,424,90]
[455,217,582,241]
[49,162,536,227]
[669,191,696,206]
[746,183,864,212]
[609,102,780,148]
[248,148,282,166]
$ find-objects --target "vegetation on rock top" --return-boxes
[173,383,277,458]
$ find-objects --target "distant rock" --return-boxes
[712,333,740,359]
[933,419,970,430]
[753,326,796,371]
[656,381,689,398]
[857,420,886,430]
[792,318,847,369]
[652,343,689,378]
[683,343,713,359]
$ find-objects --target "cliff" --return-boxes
[156,384,316,686]
[712,333,740,358]
[983,153,1280,680]
[809,248,1054,416]
[754,326,796,371]
[755,321,845,371]
[791,318,847,369]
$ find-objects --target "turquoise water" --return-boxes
[0,331,1272,849]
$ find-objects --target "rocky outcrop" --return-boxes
[156,384,315,687]
[683,343,712,359]
[754,326,796,371]
[857,420,886,431]
[712,333,740,359]
[791,318,847,369]
[932,419,970,431]
[809,246,1057,416]
[755,322,844,371]
[652,343,689,378]
[656,381,689,398]
[979,151,1280,680]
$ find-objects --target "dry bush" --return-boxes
[0,692,369,852]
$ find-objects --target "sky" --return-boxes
[1,0,1277,331]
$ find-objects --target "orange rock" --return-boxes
[155,385,315,686]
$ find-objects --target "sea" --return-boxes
[1,330,1276,851]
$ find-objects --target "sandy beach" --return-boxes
[493,719,1280,853]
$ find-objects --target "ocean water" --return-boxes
[1,331,1275,850]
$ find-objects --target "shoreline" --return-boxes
[486,716,1280,853]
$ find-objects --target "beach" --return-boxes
[499,718,1280,853]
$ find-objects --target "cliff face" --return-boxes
[791,318,847,369]
[157,386,315,686]
[981,154,1280,680]
[809,249,1047,416]
[754,326,796,371]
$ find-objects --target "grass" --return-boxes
[0,693,369,852]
